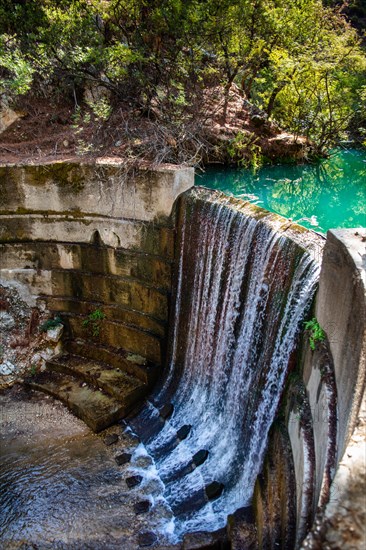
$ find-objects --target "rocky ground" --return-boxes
[0,284,63,390]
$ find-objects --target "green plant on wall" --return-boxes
[82,308,105,337]
[304,317,326,350]
[39,315,64,333]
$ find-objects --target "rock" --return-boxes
[205,481,224,501]
[160,403,174,419]
[46,325,64,343]
[104,433,119,446]
[40,348,54,360]
[227,507,257,550]
[84,82,111,106]
[0,103,22,134]
[126,475,143,488]
[0,360,16,375]
[32,353,42,364]
[134,500,152,514]
[250,114,268,127]
[183,528,228,549]
[177,424,191,440]
[192,449,209,467]
[134,455,153,468]
[0,311,15,330]
[138,531,157,547]
[115,452,132,466]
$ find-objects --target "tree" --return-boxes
[0,0,365,155]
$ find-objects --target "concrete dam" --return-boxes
[0,161,365,549]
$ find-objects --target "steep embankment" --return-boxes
[0,86,310,167]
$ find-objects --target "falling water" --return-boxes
[129,188,321,540]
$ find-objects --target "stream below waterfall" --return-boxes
[0,387,172,549]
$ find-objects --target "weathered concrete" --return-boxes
[67,316,162,364]
[0,242,172,289]
[286,379,316,547]
[0,215,175,254]
[0,161,193,221]
[0,161,194,431]
[314,229,366,462]
[252,424,297,549]
[0,161,193,371]
[47,298,166,337]
[50,270,168,318]
[26,353,149,432]
[301,390,366,550]
[283,229,365,548]
[302,342,337,509]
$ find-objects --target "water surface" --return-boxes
[0,388,170,548]
[197,149,366,232]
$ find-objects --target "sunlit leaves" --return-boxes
[0,35,34,96]
[0,0,364,152]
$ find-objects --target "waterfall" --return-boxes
[128,188,321,539]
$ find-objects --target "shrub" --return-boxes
[304,317,326,350]
[82,308,105,337]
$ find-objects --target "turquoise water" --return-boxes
[197,149,366,232]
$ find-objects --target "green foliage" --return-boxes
[304,317,326,351]
[82,308,105,337]
[39,316,64,333]
[75,138,94,156]
[85,96,112,121]
[227,131,264,170]
[0,0,365,152]
[0,35,34,98]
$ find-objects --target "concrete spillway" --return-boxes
[0,161,365,549]
[129,188,321,541]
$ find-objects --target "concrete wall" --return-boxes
[315,230,366,461]
[248,229,366,550]
[0,161,193,221]
[252,423,297,550]
[0,160,194,369]
[268,229,365,549]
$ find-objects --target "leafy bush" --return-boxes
[227,131,264,170]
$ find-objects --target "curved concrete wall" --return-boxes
[249,229,366,549]
[223,228,365,550]
[315,230,366,461]
[0,160,194,369]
